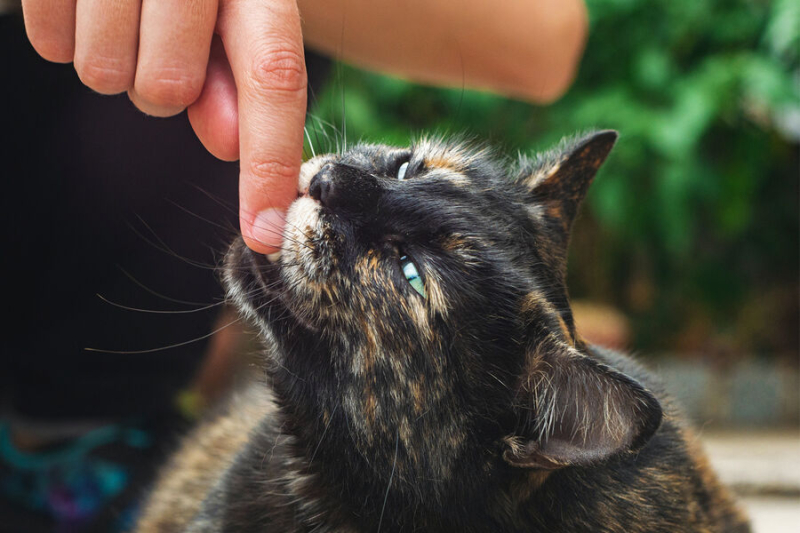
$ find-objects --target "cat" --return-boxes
[134,131,750,532]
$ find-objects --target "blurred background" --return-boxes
[304,0,800,529]
[1,0,798,531]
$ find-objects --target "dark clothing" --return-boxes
[0,12,330,422]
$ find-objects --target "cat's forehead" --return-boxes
[335,143,407,169]
[411,137,494,171]
[334,138,496,173]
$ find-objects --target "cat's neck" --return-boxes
[267,409,555,533]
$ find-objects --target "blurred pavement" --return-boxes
[702,430,800,532]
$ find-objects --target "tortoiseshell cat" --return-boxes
[135,131,750,532]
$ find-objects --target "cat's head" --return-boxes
[225,131,662,502]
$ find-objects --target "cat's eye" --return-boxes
[400,255,426,298]
[397,161,410,181]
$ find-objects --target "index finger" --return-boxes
[218,0,307,254]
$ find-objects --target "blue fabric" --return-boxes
[0,423,151,531]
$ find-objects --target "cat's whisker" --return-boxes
[236,205,317,253]
[84,313,246,355]
[96,293,227,315]
[376,431,399,533]
[127,216,220,271]
[486,370,511,390]
[191,183,239,216]
[307,113,342,154]
[244,219,316,253]
[117,266,216,306]
[304,126,317,159]
[308,404,339,468]
[166,198,240,236]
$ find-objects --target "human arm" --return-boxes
[298,0,588,104]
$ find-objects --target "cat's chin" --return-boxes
[223,238,281,309]
[223,237,319,351]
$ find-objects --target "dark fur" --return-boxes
[135,132,749,532]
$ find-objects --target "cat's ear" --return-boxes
[517,130,618,238]
[503,338,661,469]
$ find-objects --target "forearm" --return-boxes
[297,0,588,103]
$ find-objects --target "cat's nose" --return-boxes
[307,162,381,212]
[308,164,338,206]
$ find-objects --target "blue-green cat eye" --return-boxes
[400,255,426,298]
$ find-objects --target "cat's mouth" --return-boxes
[225,188,334,336]
[223,238,280,310]
[224,154,345,338]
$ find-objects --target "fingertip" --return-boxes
[128,88,187,117]
[239,164,299,254]
[241,207,286,254]
[188,104,240,161]
[29,38,75,64]
[21,0,76,64]
[187,42,240,161]
[242,236,281,255]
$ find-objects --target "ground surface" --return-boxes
[702,430,800,532]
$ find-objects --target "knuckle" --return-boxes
[136,69,203,108]
[248,47,307,96]
[248,157,301,187]
[75,56,133,94]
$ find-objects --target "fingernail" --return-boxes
[246,208,286,251]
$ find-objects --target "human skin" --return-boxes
[21,0,588,254]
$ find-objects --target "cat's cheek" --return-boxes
[283,196,323,267]
[279,195,338,325]
[285,196,332,270]
[286,196,321,232]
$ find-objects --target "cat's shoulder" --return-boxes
[134,382,277,532]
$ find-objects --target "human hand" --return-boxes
[22,0,307,253]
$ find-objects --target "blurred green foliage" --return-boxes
[307,0,799,356]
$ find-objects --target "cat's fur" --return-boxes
[135,131,750,532]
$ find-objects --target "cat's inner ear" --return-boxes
[503,338,662,470]
[518,130,618,235]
